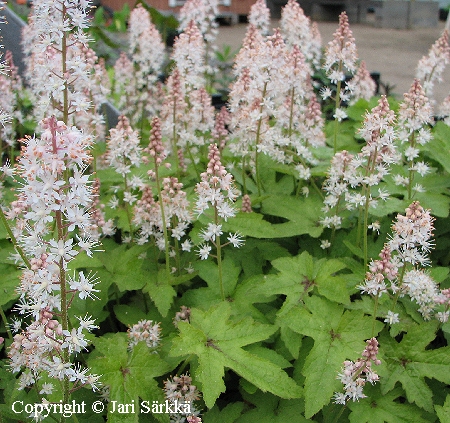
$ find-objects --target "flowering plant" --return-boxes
[2,1,450,423]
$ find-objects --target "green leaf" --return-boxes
[0,265,21,306]
[343,240,364,259]
[195,256,240,297]
[203,402,245,423]
[435,394,450,423]
[369,196,408,217]
[348,385,430,423]
[279,325,303,360]
[89,333,170,423]
[255,252,350,319]
[427,121,450,174]
[143,269,177,317]
[0,360,39,421]
[109,245,150,291]
[282,296,382,418]
[236,391,312,423]
[68,251,104,269]
[414,191,450,218]
[346,98,370,122]
[244,344,292,369]
[181,256,274,321]
[379,321,450,412]
[222,195,323,239]
[0,218,9,239]
[325,120,361,152]
[169,302,302,408]
[430,266,449,283]
[224,238,290,278]
[113,304,148,326]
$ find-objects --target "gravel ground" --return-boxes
[217,15,450,104]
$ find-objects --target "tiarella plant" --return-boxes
[0,0,106,421]
[416,29,450,101]
[113,3,165,127]
[194,143,243,300]
[2,1,450,423]
[7,118,102,411]
[395,79,434,200]
[280,0,322,74]
[322,12,358,153]
[178,0,219,89]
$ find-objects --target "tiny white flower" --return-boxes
[320,86,333,100]
[197,244,211,260]
[69,271,100,300]
[334,108,347,122]
[181,240,193,252]
[436,311,449,323]
[368,221,380,234]
[227,232,244,248]
[108,196,119,209]
[123,191,137,204]
[39,383,54,395]
[320,239,331,249]
[48,238,78,264]
[384,311,399,324]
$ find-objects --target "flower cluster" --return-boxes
[358,245,399,297]
[347,61,376,104]
[173,306,191,327]
[106,115,142,177]
[394,79,433,197]
[321,96,398,229]
[322,12,359,124]
[212,106,231,151]
[21,0,107,134]
[164,374,202,423]
[195,144,243,260]
[248,0,271,35]
[133,177,192,248]
[359,201,440,320]
[121,4,166,123]
[132,117,192,273]
[172,20,206,91]
[162,23,215,158]
[435,288,450,322]
[127,319,161,350]
[179,0,219,78]
[0,51,25,154]
[7,116,101,393]
[389,201,435,267]
[280,0,322,72]
[416,30,450,100]
[323,11,358,83]
[334,338,381,404]
[229,22,321,186]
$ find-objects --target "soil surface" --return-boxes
[217,15,450,105]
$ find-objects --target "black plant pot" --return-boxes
[211,91,229,110]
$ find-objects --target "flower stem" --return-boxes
[154,164,171,276]
[407,132,416,200]
[372,294,379,337]
[333,63,343,155]
[255,83,268,197]
[214,207,225,301]
[123,174,134,239]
